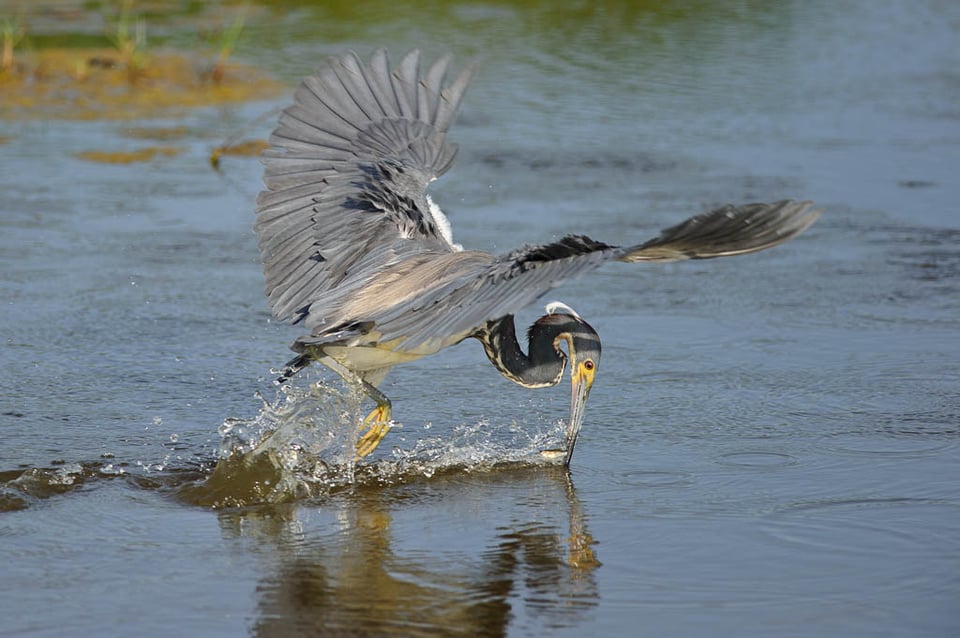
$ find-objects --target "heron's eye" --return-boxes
[583,360,595,371]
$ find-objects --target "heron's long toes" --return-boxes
[356,406,392,458]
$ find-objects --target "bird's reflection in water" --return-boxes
[217,465,599,637]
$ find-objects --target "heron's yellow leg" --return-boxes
[311,353,394,458]
[356,402,392,457]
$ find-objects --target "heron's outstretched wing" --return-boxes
[358,200,821,350]
[255,49,474,323]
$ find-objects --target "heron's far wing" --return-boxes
[619,200,822,262]
[368,200,820,350]
[255,49,475,323]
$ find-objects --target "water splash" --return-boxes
[385,418,564,477]
[186,380,568,508]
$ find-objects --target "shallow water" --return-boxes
[2,1,959,636]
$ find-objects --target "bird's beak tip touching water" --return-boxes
[563,358,596,466]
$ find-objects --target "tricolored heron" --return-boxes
[255,49,820,465]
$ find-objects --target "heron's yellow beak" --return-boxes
[564,359,596,466]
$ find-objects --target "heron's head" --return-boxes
[543,302,601,465]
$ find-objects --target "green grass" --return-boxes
[207,5,248,84]
[105,0,148,81]
[1,11,26,72]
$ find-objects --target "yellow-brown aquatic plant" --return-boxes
[106,0,148,83]
[206,6,248,84]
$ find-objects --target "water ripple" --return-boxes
[614,469,696,488]
[818,432,955,457]
[716,451,799,468]
[761,497,960,559]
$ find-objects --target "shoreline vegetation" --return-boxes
[0,2,281,162]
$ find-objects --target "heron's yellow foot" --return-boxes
[356,404,392,458]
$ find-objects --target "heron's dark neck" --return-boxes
[476,315,571,389]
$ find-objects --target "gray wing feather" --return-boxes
[621,199,821,262]
[255,49,474,323]
[392,50,420,118]
[434,65,474,132]
[420,54,450,119]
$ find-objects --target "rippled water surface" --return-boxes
[2,1,958,636]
